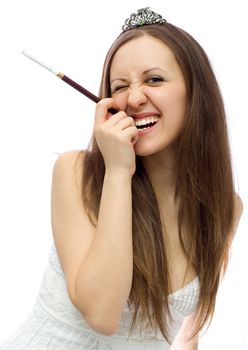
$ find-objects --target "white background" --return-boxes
[0,0,247,349]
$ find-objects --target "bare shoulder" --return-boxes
[52,149,84,178]
[233,192,243,232]
[52,149,86,200]
[235,192,243,212]
[228,192,243,245]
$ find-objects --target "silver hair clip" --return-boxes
[122,7,166,32]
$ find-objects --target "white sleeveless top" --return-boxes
[0,244,200,349]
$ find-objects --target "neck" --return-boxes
[142,145,179,206]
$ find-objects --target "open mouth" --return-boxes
[136,121,158,130]
[135,116,159,130]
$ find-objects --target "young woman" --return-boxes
[1,7,243,350]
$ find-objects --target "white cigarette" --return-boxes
[21,50,104,106]
[22,50,59,76]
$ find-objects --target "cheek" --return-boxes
[157,87,187,116]
[154,88,187,134]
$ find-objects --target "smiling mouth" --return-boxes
[136,121,158,130]
[135,116,160,130]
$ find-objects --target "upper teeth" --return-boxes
[135,116,159,127]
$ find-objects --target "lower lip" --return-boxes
[137,119,160,136]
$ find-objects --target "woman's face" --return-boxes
[110,35,187,157]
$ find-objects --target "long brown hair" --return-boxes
[81,23,236,343]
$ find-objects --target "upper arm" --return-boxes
[51,150,96,304]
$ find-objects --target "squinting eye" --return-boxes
[112,85,128,93]
[146,76,164,84]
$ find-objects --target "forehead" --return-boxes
[110,35,177,77]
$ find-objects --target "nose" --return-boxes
[127,85,147,110]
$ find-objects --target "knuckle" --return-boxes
[98,98,110,105]
[97,98,114,108]
[116,111,127,118]
[95,99,110,115]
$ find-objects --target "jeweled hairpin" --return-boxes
[122,7,166,32]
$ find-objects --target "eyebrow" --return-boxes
[143,67,165,75]
[110,67,165,85]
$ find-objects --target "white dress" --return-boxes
[0,244,200,349]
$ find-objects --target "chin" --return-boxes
[134,134,179,158]
[134,141,170,157]
[134,144,154,157]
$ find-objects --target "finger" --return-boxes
[131,132,139,145]
[113,116,136,130]
[121,126,139,145]
[95,98,120,124]
[108,114,134,128]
